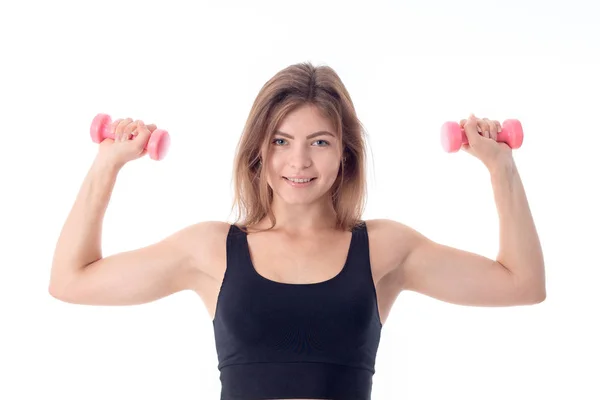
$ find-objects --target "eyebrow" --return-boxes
[274,130,336,139]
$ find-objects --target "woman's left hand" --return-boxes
[459,114,515,172]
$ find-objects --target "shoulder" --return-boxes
[363,218,422,246]
[175,220,232,246]
[174,221,233,280]
[363,218,424,280]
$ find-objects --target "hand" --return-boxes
[96,118,157,168]
[459,114,514,172]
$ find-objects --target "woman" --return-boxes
[49,62,546,400]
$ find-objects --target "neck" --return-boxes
[264,197,338,234]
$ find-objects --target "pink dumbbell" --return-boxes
[90,113,171,161]
[440,119,524,153]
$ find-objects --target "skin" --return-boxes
[49,106,546,400]
[262,104,343,234]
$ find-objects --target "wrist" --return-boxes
[92,154,123,176]
[487,157,516,177]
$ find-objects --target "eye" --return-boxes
[271,138,330,146]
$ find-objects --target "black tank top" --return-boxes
[212,221,383,400]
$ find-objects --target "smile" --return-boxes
[283,177,316,187]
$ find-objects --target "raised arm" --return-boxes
[381,115,546,307]
[49,118,215,305]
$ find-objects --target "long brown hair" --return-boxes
[229,62,369,233]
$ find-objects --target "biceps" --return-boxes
[403,239,525,307]
[56,241,194,306]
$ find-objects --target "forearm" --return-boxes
[490,160,546,297]
[50,156,121,291]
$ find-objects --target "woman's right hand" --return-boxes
[97,118,158,168]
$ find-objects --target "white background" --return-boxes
[1,0,598,399]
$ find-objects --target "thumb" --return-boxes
[133,121,152,146]
[462,114,482,149]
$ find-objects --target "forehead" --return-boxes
[276,104,337,137]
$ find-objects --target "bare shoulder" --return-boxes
[181,220,232,281]
[363,218,421,283]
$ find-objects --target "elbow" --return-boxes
[49,270,64,299]
[48,267,77,301]
[511,267,546,305]
[49,282,78,304]
[534,286,547,303]
[49,285,64,301]
[526,290,546,304]
[48,280,67,300]
[530,274,547,304]
[521,282,547,305]
[48,271,62,299]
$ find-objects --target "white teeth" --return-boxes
[286,177,313,183]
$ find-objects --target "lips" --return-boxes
[284,177,316,181]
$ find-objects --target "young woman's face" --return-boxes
[265,104,342,205]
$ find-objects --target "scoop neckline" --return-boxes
[241,228,355,287]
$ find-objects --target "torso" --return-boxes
[189,219,409,400]
[193,219,409,328]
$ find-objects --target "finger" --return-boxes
[493,120,501,140]
[115,118,133,141]
[110,118,123,134]
[125,120,143,138]
[469,114,483,133]
[115,118,132,134]
[133,121,152,146]
[127,120,142,133]
[129,121,157,135]
[463,114,482,148]
[483,118,497,141]
[478,118,490,139]
[459,119,467,128]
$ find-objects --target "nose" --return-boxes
[287,146,312,169]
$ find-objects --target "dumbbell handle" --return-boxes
[440,119,523,153]
[90,113,170,160]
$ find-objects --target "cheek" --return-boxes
[265,160,282,186]
[327,157,342,174]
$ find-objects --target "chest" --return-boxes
[202,221,409,327]
[215,228,383,356]
[246,231,355,285]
